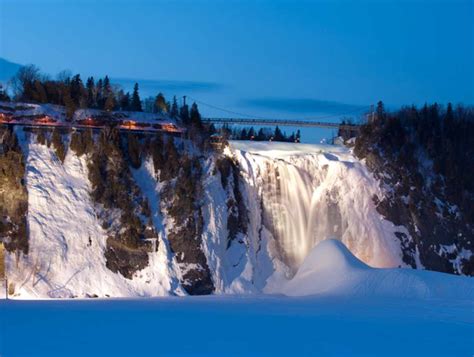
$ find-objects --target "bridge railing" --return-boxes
[202,117,360,129]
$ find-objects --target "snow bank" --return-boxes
[278,239,474,300]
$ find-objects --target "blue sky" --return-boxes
[0,0,473,117]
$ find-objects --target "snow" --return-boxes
[276,239,474,300]
[4,136,472,307]
[230,140,407,272]
[6,137,177,298]
[230,140,348,159]
[0,294,472,356]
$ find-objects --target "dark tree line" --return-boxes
[11,65,148,118]
[10,65,205,128]
[355,102,474,217]
[220,125,301,142]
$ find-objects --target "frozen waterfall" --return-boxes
[231,141,406,273]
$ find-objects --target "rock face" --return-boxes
[0,127,28,255]
[354,108,474,275]
[162,155,214,295]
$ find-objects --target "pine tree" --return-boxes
[247,127,255,140]
[103,76,111,97]
[154,93,167,113]
[445,102,454,129]
[120,92,131,111]
[376,101,385,123]
[104,93,116,111]
[179,103,189,124]
[190,102,202,128]
[274,126,284,141]
[63,87,76,121]
[170,96,179,118]
[86,77,96,108]
[131,83,142,112]
[70,74,85,107]
[96,79,104,109]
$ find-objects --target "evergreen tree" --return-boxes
[131,83,142,112]
[86,77,96,108]
[376,101,385,123]
[104,93,116,111]
[96,79,104,108]
[247,127,255,140]
[445,102,454,129]
[274,126,284,141]
[170,96,179,118]
[120,92,131,111]
[189,102,202,128]
[103,75,111,97]
[62,87,76,121]
[179,103,190,124]
[70,74,85,107]
[154,93,167,113]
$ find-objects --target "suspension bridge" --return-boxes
[201,117,360,130]
[187,96,370,132]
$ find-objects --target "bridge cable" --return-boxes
[186,95,371,122]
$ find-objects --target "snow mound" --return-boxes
[297,239,369,275]
[280,239,474,300]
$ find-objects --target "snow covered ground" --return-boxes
[2,240,472,356]
[0,294,472,356]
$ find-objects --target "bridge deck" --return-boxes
[202,117,359,130]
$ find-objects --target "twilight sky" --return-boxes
[0,0,473,117]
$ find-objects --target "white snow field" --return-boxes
[1,239,472,356]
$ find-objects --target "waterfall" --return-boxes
[261,159,315,268]
[232,142,405,273]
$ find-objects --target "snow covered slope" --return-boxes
[7,137,180,298]
[277,239,474,299]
